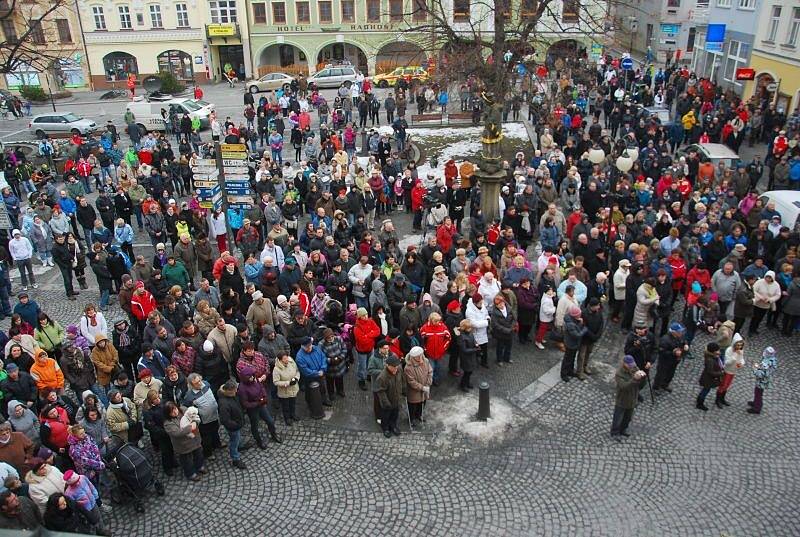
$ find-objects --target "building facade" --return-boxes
[247,0,607,78]
[0,0,91,92]
[691,0,760,96]
[744,0,800,112]
[619,0,707,65]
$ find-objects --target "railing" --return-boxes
[256,64,309,77]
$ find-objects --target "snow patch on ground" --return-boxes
[399,233,424,251]
[426,393,519,444]
[410,123,530,179]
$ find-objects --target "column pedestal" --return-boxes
[473,168,506,224]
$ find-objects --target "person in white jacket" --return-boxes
[477,272,501,307]
[750,271,781,335]
[465,293,490,368]
[612,259,631,323]
[716,333,745,408]
[535,288,557,349]
[8,229,37,290]
[79,304,108,347]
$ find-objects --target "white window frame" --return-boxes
[209,0,238,23]
[766,5,781,42]
[175,3,190,27]
[786,7,800,46]
[738,0,755,9]
[716,0,731,8]
[149,4,163,28]
[722,40,749,86]
[92,6,106,30]
[118,5,132,30]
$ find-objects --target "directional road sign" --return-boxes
[621,57,634,70]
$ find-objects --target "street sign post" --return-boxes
[621,57,634,70]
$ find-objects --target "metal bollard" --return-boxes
[477,381,491,421]
[307,381,325,420]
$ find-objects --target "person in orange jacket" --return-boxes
[29,349,65,396]
[130,281,157,331]
[419,312,451,386]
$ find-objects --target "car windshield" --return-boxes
[62,113,81,122]
[181,100,202,112]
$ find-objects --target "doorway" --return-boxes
[216,45,245,80]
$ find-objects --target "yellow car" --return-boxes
[372,66,430,88]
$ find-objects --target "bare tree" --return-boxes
[0,0,78,75]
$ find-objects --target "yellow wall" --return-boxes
[745,51,800,112]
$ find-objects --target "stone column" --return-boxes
[474,168,506,224]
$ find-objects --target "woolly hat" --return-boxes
[64,470,79,485]
[202,340,214,353]
[322,328,334,339]
[5,363,17,373]
[277,295,288,305]
[65,325,79,337]
[135,280,145,289]
[446,300,461,312]
[568,305,582,318]
[386,355,402,366]
[409,346,424,358]
[315,285,326,294]
[36,446,53,460]
[251,291,263,301]
[623,355,636,368]
[762,346,776,360]
[356,307,368,317]
[29,457,46,473]
[669,322,685,333]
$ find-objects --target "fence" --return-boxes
[256,64,309,78]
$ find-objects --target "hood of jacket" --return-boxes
[371,279,384,293]
[731,333,743,347]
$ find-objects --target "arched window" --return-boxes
[103,52,138,81]
[157,50,193,79]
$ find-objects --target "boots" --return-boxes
[583,357,593,376]
[714,392,725,409]
[78,279,88,290]
[269,429,283,444]
[720,392,731,406]
[696,395,709,411]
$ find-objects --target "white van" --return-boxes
[758,191,800,233]
[124,97,214,133]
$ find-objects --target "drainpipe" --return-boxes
[74,0,95,90]
[242,4,254,78]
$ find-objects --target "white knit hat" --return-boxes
[203,340,213,353]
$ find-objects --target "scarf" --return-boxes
[87,314,97,327]
[117,329,130,347]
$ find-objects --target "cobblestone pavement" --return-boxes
[10,207,797,536]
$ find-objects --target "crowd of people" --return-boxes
[0,52,797,531]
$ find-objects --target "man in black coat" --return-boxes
[652,322,688,393]
[52,233,78,300]
[621,263,644,331]
[578,298,605,379]
[624,322,656,401]
[217,380,250,469]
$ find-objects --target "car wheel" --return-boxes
[378,80,389,89]
[34,130,46,139]
[136,123,147,134]
[249,85,259,94]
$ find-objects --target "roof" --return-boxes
[696,143,739,159]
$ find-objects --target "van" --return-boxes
[124,97,215,133]
[758,191,800,233]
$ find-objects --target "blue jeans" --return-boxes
[81,176,92,193]
[430,358,443,383]
[227,428,241,461]
[354,296,368,310]
[99,289,109,310]
[355,351,368,381]
[133,205,143,229]
[82,227,93,251]
[271,149,282,164]
[0,284,11,316]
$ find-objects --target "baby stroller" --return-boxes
[105,437,165,513]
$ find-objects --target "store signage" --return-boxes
[207,24,238,37]
[706,24,726,43]
[735,68,755,81]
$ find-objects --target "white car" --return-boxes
[680,143,741,169]
[758,190,800,233]
[29,113,96,138]
[246,72,295,94]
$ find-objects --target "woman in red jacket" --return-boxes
[436,217,457,257]
[40,403,71,456]
[685,261,711,297]
[411,180,427,232]
[353,307,380,391]
[419,312,451,386]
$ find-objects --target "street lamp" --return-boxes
[183,56,194,85]
[588,146,605,164]
[616,151,633,172]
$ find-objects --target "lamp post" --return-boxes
[183,56,194,85]
[588,146,605,165]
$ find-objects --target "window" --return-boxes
[209,0,237,23]
[55,19,72,42]
[118,5,132,29]
[453,0,469,21]
[319,1,332,23]
[367,0,380,21]
[296,1,309,23]
[272,2,286,23]
[176,3,190,27]
[252,2,266,23]
[687,26,696,51]
[389,0,403,21]
[787,7,800,46]
[412,0,426,21]
[92,6,106,30]
[723,40,750,83]
[521,0,537,16]
[149,5,163,28]
[157,50,193,79]
[341,0,355,22]
[562,0,579,22]
[738,0,755,8]
[103,52,138,81]
[1,20,17,43]
[136,13,144,25]
[716,0,731,7]
[765,5,781,41]
[30,22,44,44]
[667,0,680,7]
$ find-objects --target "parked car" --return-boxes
[372,66,430,88]
[639,106,674,128]
[29,112,96,138]
[307,64,361,89]
[678,143,741,169]
[758,191,800,233]
[246,72,295,94]
[125,97,214,132]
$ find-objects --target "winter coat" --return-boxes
[272,357,300,398]
[733,282,755,319]
[403,355,432,404]
[181,382,219,423]
[563,315,587,350]
[419,321,451,360]
[25,465,65,513]
[387,280,415,319]
[782,278,800,316]
[633,283,659,327]
[375,368,404,409]
[489,304,516,341]
[106,397,138,442]
[699,350,724,388]
[7,400,39,440]
[320,338,348,378]
[63,473,100,512]
[66,433,105,479]
[614,365,640,409]
[458,330,478,372]
[354,317,381,353]
[723,334,745,375]
[164,413,202,455]
[237,368,269,409]
[217,387,245,432]
[465,301,490,345]
[91,335,119,386]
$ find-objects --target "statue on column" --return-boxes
[479,92,504,173]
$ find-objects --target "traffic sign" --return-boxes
[621,57,634,70]
[222,159,247,167]
[221,151,248,160]
[220,143,247,153]
[194,159,217,166]
[227,195,254,204]
[224,174,250,181]
[223,167,249,175]
[194,180,218,188]
[192,168,219,178]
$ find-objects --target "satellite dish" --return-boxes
[142,75,161,94]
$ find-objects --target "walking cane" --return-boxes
[405,400,413,430]
[645,372,655,405]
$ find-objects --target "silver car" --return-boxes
[247,72,295,94]
[308,65,360,89]
[29,112,96,138]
